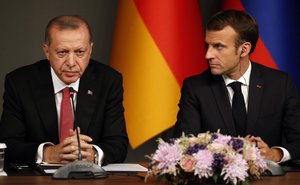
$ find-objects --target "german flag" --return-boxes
[110,0,207,148]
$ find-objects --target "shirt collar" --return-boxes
[51,67,80,94]
[223,61,251,86]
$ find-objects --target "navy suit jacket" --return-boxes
[0,59,128,165]
[175,62,300,160]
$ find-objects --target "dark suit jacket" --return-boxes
[0,59,128,165]
[175,62,300,160]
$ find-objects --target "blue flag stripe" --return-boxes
[241,0,300,90]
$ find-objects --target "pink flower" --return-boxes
[222,153,249,185]
[214,133,232,145]
[180,155,196,172]
[244,146,257,161]
[152,142,183,174]
[254,147,267,173]
[193,150,214,178]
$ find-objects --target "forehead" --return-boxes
[49,25,90,44]
[205,26,238,45]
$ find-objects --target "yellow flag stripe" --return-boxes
[110,0,180,148]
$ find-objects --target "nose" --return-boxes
[66,53,76,67]
[205,46,214,60]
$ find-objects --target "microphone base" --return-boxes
[52,160,108,179]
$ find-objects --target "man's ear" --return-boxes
[42,44,50,60]
[89,42,94,56]
[240,42,251,56]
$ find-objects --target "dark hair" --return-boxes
[206,10,259,54]
[44,15,93,45]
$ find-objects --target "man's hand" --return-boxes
[43,127,95,164]
[249,136,283,162]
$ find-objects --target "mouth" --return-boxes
[209,63,219,68]
[63,71,79,77]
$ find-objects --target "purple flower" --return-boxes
[167,138,176,144]
[231,138,244,151]
[186,144,200,155]
[212,153,225,171]
[211,133,218,140]
[199,144,206,150]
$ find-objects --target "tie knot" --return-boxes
[62,87,70,98]
[229,82,242,93]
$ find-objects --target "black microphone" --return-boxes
[53,87,107,179]
[69,87,82,160]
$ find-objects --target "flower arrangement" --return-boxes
[146,131,267,185]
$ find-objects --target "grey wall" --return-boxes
[0,0,220,162]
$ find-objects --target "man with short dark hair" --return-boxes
[175,10,300,163]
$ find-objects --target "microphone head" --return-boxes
[69,87,75,93]
[69,87,76,97]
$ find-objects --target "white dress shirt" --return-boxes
[222,61,290,163]
[36,67,103,165]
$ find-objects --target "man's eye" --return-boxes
[76,50,85,56]
[57,51,67,56]
[215,44,223,49]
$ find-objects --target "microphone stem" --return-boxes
[75,127,82,160]
[70,93,82,161]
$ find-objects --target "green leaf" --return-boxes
[212,174,219,183]
[241,180,250,185]
[156,175,167,182]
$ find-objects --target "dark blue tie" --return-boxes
[229,82,247,136]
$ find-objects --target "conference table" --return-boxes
[1,163,300,185]
[0,172,299,185]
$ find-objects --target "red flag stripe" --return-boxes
[134,0,207,86]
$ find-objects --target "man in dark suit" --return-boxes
[0,15,128,166]
[175,10,300,162]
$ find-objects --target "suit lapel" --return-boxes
[76,64,99,134]
[30,61,59,143]
[211,75,237,136]
[246,63,264,134]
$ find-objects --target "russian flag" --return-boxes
[222,0,300,90]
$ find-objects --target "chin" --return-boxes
[210,69,222,76]
[62,77,79,85]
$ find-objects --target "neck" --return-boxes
[228,59,250,80]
